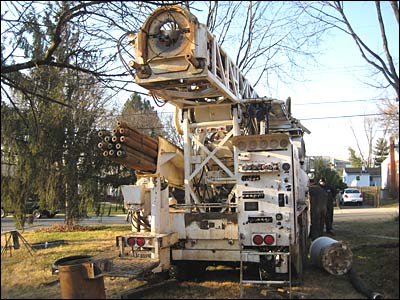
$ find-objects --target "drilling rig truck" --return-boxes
[106,5,311,288]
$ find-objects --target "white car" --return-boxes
[340,188,363,206]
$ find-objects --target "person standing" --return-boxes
[308,178,328,241]
[319,177,336,235]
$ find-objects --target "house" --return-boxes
[342,167,381,187]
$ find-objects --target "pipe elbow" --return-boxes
[370,292,384,299]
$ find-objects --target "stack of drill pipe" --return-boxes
[97,130,113,157]
[96,122,158,173]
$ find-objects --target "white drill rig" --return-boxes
[115,5,311,287]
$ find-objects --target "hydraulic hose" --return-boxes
[348,267,384,299]
[174,107,183,135]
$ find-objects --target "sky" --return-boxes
[123,2,399,162]
[1,2,397,164]
[275,2,399,161]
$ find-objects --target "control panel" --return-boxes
[233,133,295,247]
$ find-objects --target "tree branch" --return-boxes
[375,1,399,96]
[390,0,399,24]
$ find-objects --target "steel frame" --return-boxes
[180,106,242,211]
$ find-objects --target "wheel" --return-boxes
[1,208,5,218]
[169,263,187,281]
[169,261,204,281]
[33,209,41,219]
[49,211,58,218]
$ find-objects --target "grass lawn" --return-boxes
[1,213,399,299]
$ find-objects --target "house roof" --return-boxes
[344,167,381,176]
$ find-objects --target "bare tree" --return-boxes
[302,1,399,100]
[161,111,184,148]
[1,1,185,107]
[350,116,379,167]
[377,97,399,138]
[195,1,330,92]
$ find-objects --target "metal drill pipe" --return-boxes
[116,148,156,166]
[111,153,156,172]
[117,136,158,159]
[114,142,158,159]
[98,130,110,138]
[117,121,158,148]
[112,128,120,135]
[97,142,109,151]
[118,128,158,151]
[107,142,114,150]
[108,149,116,157]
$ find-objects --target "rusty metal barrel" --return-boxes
[54,255,106,299]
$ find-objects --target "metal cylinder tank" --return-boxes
[309,236,353,275]
[56,255,106,299]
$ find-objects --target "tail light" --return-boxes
[126,237,146,247]
[126,237,136,246]
[252,234,276,246]
[136,237,146,247]
[264,235,275,245]
[360,193,363,198]
[253,235,263,245]
[344,194,349,198]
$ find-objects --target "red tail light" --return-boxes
[264,235,275,245]
[127,237,136,246]
[253,235,263,245]
[344,195,348,198]
[360,194,363,198]
[136,237,145,247]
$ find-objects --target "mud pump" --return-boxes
[112,5,311,288]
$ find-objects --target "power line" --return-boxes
[293,98,384,105]
[109,111,389,121]
[300,113,384,121]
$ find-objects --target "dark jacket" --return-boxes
[309,184,328,240]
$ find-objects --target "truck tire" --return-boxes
[168,264,184,281]
[41,210,50,218]
[33,209,41,219]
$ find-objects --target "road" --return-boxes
[333,205,399,222]
[1,205,398,233]
[0,214,129,233]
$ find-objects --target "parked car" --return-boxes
[1,196,58,219]
[340,188,363,206]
